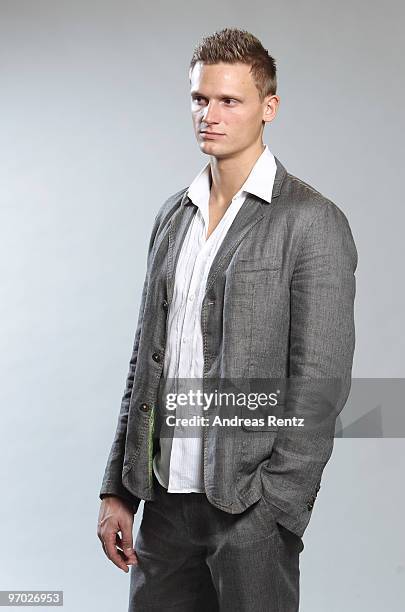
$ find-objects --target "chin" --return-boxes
[200,141,234,158]
[200,140,224,152]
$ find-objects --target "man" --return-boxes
[97,27,357,611]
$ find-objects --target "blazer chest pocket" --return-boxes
[233,255,282,273]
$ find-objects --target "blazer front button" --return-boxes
[307,496,315,510]
[139,402,150,412]
[152,352,162,363]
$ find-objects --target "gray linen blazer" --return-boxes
[99,156,357,538]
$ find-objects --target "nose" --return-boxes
[202,100,220,126]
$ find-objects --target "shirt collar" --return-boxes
[186,144,277,209]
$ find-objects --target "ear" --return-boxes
[262,95,280,124]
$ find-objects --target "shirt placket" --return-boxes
[168,216,209,490]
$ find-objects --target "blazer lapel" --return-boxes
[204,196,265,295]
[204,155,287,295]
[166,194,196,303]
[166,155,287,303]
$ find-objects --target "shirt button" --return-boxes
[182,338,187,343]
[139,402,150,412]
[188,293,194,301]
[152,352,162,363]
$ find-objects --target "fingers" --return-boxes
[116,533,139,565]
[120,524,138,566]
[97,526,139,571]
[103,530,132,572]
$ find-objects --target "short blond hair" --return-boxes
[189,27,277,101]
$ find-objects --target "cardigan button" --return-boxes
[162,299,169,311]
[139,403,150,412]
[152,352,162,363]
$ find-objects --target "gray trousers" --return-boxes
[129,472,304,611]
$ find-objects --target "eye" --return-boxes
[223,98,237,106]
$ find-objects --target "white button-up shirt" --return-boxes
[153,144,277,492]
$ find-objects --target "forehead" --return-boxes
[190,61,257,95]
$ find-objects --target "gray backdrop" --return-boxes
[1,0,404,610]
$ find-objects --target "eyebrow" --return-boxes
[190,91,243,101]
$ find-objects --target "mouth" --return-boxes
[200,131,225,139]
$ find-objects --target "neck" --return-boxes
[208,140,265,207]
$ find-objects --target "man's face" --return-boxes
[190,61,274,158]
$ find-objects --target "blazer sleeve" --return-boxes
[98,211,162,509]
[260,201,358,538]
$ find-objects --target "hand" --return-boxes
[97,495,139,572]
